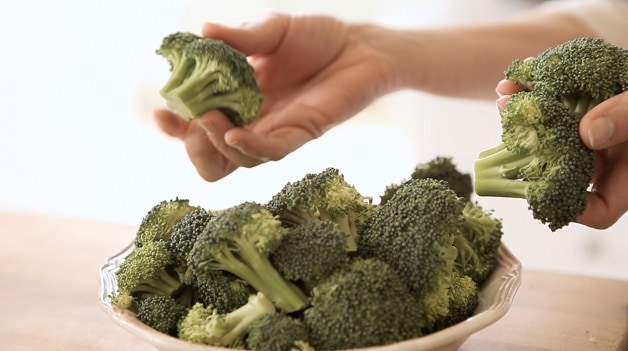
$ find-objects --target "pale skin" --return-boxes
[155,8,628,229]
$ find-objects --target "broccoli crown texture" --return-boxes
[194,271,253,314]
[157,32,263,126]
[178,292,276,348]
[454,202,504,284]
[270,219,349,288]
[303,257,423,350]
[358,178,462,328]
[380,156,473,205]
[168,208,213,268]
[506,37,628,108]
[266,167,373,251]
[423,272,479,334]
[474,91,595,231]
[475,38,628,231]
[136,295,188,336]
[189,201,309,312]
[135,198,200,247]
[116,240,183,299]
[246,312,311,351]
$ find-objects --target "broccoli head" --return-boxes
[157,32,263,127]
[423,272,479,334]
[194,271,253,314]
[270,219,349,290]
[453,201,504,284]
[380,156,473,205]
[474,91,595,231]
[178,292,276,348]
[115,240,183,300]
[168,207,214,283]
[358,178,462,328]
[303,257,423,350]
[136,295,188,336]
[188,201,309,313]
[266,167,373,251]
[246,312,311,351]
[135,198,200,247]
[475,38,628,231]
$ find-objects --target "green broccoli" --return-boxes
[303,257,423,350]
[270,220,349,290]
[475,37,628,231]
[194,271,253,314]
[266,167,373,252]
[178,292,275,348]
[359,179,462,324]
[167,207,214,283]
[135,198,200,247]
[423,272,479,334]
[136,295,188,336]
[157,32,263,127]
[380,156,473,205]
[115,240,183,301]
[188,201,309,313]
[246,312,311,351]
[453,201,504,284]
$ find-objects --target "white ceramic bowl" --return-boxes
[99,242,521,351]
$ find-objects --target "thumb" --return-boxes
[201,13,290,56]
[580,90,628,150]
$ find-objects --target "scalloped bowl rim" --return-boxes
[98,242,522,351]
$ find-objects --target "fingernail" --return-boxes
[587,117,614,149]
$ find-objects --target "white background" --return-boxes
[1,0,626,280]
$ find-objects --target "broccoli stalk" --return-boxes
[156,32,263,127]
[178,292,276,348]
[189,202,309,313]
[475,38,628,231]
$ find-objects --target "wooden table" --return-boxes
[1,210,627,351]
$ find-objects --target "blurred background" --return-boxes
[1,0,626,280]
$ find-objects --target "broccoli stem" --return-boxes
[134,269,183,297]
[474,143,535,198]
[219,293,276,346]
[213,239,309,313]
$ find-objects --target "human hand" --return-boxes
[155,13,397,181]
[495,79,628,229]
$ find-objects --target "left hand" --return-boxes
[495,79,628,229]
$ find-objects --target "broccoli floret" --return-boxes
[270,220,349,290]
[303,257,423,350]
[424,272,479,334]
[359,178,462,328]
[453,201,504,284]
[246,312,311,351]
[188,201,309,313]
[136,295,188,336]
[476,38,628,231]
[194,271,253,314]
[474,92,595,231]
[168,208,214,283]
[266,167,373,252]
[115,240,183,301]
[135,198,200,247]
[380,156,473,205]
[359,178,464,332]
[157,32,263,126]
[178,292,276,348]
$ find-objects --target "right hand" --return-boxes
[155,13,398,181]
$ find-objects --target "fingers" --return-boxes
[201,13,289,56]
[577,147,628,229]
[153,109,189,139]
[495,79,523,97]
[579,90,628,150]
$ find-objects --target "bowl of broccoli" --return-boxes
[98,161,522,351]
